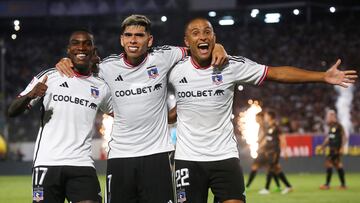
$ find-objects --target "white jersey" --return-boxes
[169,56,268,161]
[20,69,112,167]
[99,46,186,158]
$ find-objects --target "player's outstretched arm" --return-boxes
[55,58,75,77]
[267,59,357,87]
[168,106,177,124]
[7,76,48,117]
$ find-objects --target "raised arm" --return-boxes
[267,59,357,87]
[168,105,177,124]
[211,43,228,67]
[8,76,48,117]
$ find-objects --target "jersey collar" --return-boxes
[73,69,92,78]
[122,53,148,68]
[190,57,211,69]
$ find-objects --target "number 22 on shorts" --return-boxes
[175,168,190,187]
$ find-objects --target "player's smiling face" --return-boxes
[67,32,94,72]
[185,19,216,66]
[121,25,153,61]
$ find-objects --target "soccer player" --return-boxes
[7,30,113,203]
[246,112,281,192]
[168,18,357,203]
[258,110,292,195]
[319,110,347,190]
[55,15,227,203]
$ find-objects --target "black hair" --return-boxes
[121,15,152,34]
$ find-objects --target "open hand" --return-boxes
[324,59,358,87]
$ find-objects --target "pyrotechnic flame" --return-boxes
[99,114,113,153]
[239,100,262,158]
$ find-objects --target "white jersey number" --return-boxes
[175,168,190,187]
[33,167,48,186]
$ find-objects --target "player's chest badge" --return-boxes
[147,65,159,79]
[211,70,223,85]
[91,86,99,98]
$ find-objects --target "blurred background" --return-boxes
[0,0,359,174]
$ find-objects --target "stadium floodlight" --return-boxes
[330,6,336,13]
[251,9,259,18]
[219,16,234,26]
[208,11,216,17]
[11,34,17,40]
[264,13,281,23]
[238,85,244,91]
[293,9,300,15]
[14,25,20,31]
[13,20,20,26]
[161,16,167,22]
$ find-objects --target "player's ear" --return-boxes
[184,36,190,47]
[147,35,153,47]
[120,35,124,47]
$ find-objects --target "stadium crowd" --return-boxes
[2,17,360,142]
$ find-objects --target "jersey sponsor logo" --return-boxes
[214,89,224,95]
[52,94,97,110]
[177,89,224,98]
[89,103,98,109]
[115,74,123,81]
[91,86,99,98]
[212,73,223,85]
[59,82,69,88]
[114,83,163,97]
[147,65,159,79]
[179,77,188,83]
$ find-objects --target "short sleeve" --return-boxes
[230,56,268,85]
[152,45,187,68]
[19,74,46,107]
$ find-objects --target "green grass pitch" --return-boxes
[0,173,359,203]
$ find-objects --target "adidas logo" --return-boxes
[115,75,123,81]
[59,82,69,88]
[179,77,188,83]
